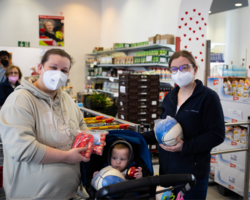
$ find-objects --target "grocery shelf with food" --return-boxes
[84,34,176,119]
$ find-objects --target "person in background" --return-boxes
[0,50,11,83]
[0,65,22,107]
[0,49,90,199]
[42,19,63,44]
[142,50,225,200]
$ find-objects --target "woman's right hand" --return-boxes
[65,147,90,164]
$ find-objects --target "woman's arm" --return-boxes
[181,93,225,155]
[39,146,89,164]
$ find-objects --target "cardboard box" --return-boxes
[92,47,103,53]
[148,36,155,45]
[160,34,175,45]
[155,34,161,44]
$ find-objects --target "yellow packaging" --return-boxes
[233,127,241,142]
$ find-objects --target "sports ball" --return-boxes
[91,166,126,191]
[155,117,183,146]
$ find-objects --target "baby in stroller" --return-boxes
[83,130,154,199]
[92,139,143,179]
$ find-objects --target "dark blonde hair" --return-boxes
[41,49,73,68]
[168,50,197,69]
[42,19,55,31]
[5,65,22,79]
[113,143,129,151]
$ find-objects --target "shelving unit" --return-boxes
[87,76,119,81]
[86,44,175,56]
[93,89,118,97]
[87,63,169,68]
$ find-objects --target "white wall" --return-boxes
[207,7,249,66]
[0,0,102,95]
[100,0,182,48]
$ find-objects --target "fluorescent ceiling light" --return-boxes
[235,3,242,6]
[209,11,211,14]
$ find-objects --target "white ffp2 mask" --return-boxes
[42,67,68,90]
[171,69,194,87]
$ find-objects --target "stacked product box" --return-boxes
[118,74,159,129]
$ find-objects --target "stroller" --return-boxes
[81,130,196,200]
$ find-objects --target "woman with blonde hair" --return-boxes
[0,65,22,107]
[43,19,63,44]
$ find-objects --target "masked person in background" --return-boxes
[0,49,90,200]
[142,50,225,200]
[0,65,22,108]
[0,50,11,83]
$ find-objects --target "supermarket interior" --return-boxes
[0,0,250,199]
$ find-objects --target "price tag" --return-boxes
[114,93,119,97]
[146,56,152,62]
[121,115,124,120]
[87,76,91,80]
[152,114,157,118]
[109,77,114,82]
[90,64,94,68]
[93,61,97,65]
[120,101,123,106]
[160,57,166,63]
[152,101,157,105]
[120,86,126,93]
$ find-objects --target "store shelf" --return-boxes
[87,63,169,68]
[160,80,174,86]
[86,44,175,56]
[93,89,119,97]
[87,76,119,81]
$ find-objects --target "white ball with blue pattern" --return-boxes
[91,165,126,191]
[154,116,183,146]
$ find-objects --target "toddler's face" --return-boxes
[111,148,129,171]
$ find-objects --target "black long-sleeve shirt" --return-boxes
[142,79,225,179]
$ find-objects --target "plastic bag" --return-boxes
[154,116,183,146]
[72,132,94,158]
[72,130,107,157]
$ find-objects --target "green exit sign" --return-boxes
[18,41,30,47]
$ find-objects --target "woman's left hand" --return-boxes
[159,137,184,152]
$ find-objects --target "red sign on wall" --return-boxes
[231,141,237,146]
[233,97,239,101]
[230,163,236,168]
[228,185,234,190]
[232,119,238,123]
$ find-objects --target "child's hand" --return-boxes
[93,171,99,178]
[134,167,143,179]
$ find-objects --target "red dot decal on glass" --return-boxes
[189,27,192,30]
[202,43,205,46]
[202,18,204,21]
[190,17,193,20]
[196,38,199,40]
[189,38,192,41]
[195,56,197,59]
[198,13,201,16]
[193,9,196,12]
[204,23,207,26]
[200,52,202,54]
[185,46,187,48]
[202,34,204,37]
[201,59,204,62]
[181,18,184,21]
[184,34,186,37]
[185,12,188,15]
[193,30,196,33]
[199,27,201,30]
[196,21,199,24]
[185,23,187,26]
[179,26,181,29]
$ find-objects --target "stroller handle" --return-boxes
[95,174,196,199]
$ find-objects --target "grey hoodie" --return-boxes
[0,76,87,199]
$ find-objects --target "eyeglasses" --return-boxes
[169,64,193,74]
[9,72,19,75]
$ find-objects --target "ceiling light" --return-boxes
[209,11,211,14]
[235,3,242,7]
